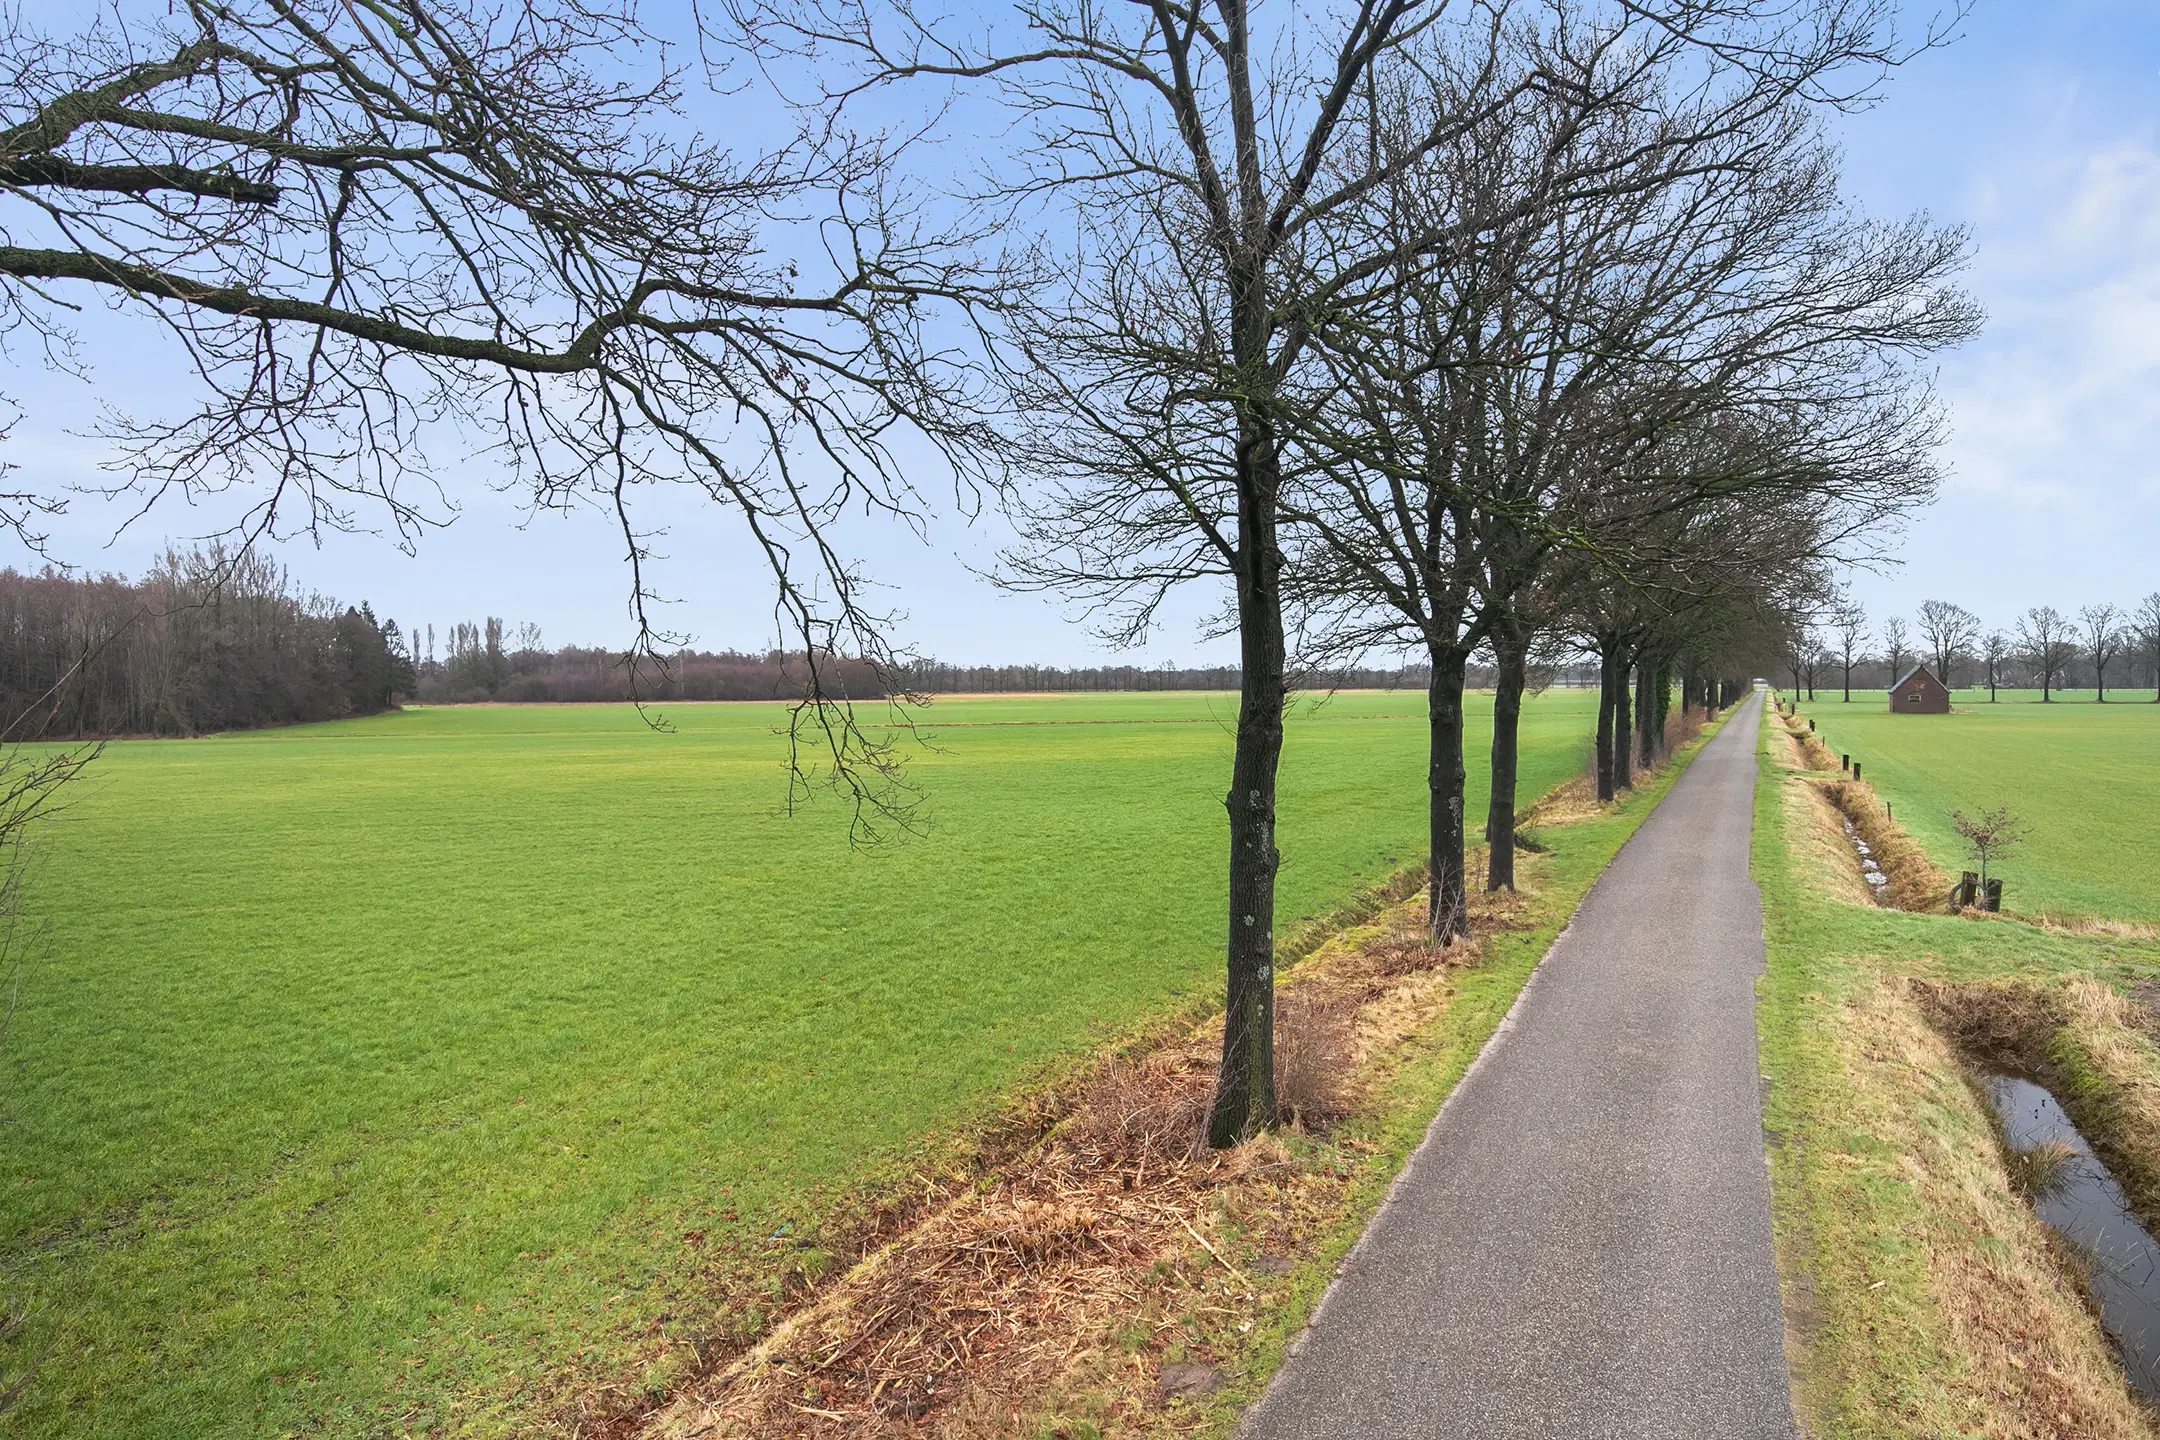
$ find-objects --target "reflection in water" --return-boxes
[1986,1073,2160,1402]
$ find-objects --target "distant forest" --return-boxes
[0,553,413,738]
[410,619,1439,704]
[0,559,1446,739]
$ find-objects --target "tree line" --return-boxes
[4,0,1975,1148]
[1792,595,2160,702]
[7,566,1505,725]
[0,554,413,738]
[407,624,1446,703]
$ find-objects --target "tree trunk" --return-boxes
[1634,656,1657,770]
[1653,659,1672,754]
[1426,644,1471,944]
[1613,646,1635,792]
[1596,646,1620,802]
[1485,622,1527,892]
[1206,426,1284,1150]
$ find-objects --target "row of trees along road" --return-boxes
[3,0,1975,1148]
[1802,595,2160,702]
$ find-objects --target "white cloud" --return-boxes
[1947,137,2160,503]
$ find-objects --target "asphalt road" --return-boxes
[1243,690,1793,1440]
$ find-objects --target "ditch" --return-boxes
[1985,1071,2160,1404]
[1837,812,1890,904]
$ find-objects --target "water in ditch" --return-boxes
[1985,1072,2160,1401]
[1839,814,1890,902]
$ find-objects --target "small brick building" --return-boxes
[1889,665,1950,714]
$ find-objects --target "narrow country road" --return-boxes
[1244,689,1792,1440]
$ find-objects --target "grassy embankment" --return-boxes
[1791,689,2160,924]
[1755,697,2160,1436]
[0,690,1594,1439]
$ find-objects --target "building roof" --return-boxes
[1892,664,1945,691]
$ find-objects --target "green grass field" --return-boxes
[1791,690,2160,923]
[0,689,1595,1438]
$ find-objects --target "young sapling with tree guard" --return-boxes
[1951,805,2024,911]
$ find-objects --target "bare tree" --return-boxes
[2016,605,2076,701]
[1916,599,1978,690]
[2138,592,2160,703]
[2079,603,2123,702]
[743,0,1550,1145]
[1831,601,1868,701]
[733,0,1960,1142]
[0,0,995,836]
[1276,16,1935,929]
[1980,627,2009,702]
[1881,614,1910,684]
[1950,804,2022,892]
[1286,13,1968,894]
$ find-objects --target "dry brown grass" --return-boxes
[1271,864,1429,970]
[1776,711,1841,772]
[2057,979,2160,1224]
[1517,772,1603,828]
[615,868,1525,1440]
[2001,1139,2079,1202]
[1662,705,1707,755]
[1271,992,1358,1131]
[1912,978,2067,1074]
[626,1039,1238,1439]
[1816,778,1952,912]
[2033,913,2160,943]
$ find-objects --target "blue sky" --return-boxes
[9,1,2158,664]
[1825,0,2160,645]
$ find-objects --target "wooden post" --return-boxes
[1853,762,1861,782]
[1841,753,1849,771]
[1956,871,1977,910]
[1984,879,2003,913]
[1808,719,1815,731]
